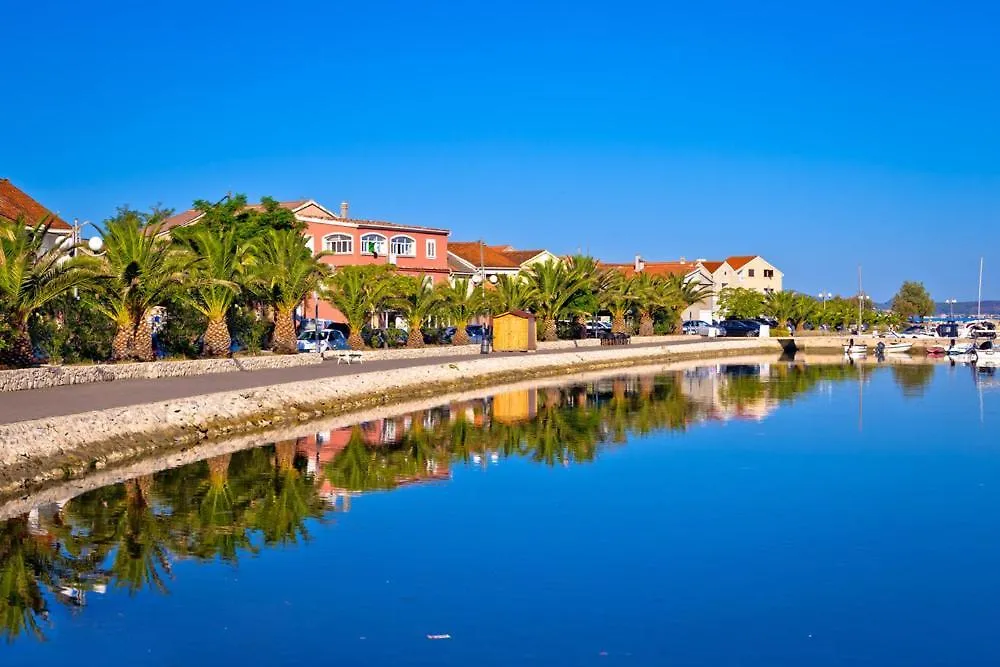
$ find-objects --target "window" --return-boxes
[764,269,774,278]
[323,233,353,254]
[426,238,437,259]
[748,269,755,277]
[360,233,387,257]
[390,235,416,257]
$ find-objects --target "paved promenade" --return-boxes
[0,338,725,425]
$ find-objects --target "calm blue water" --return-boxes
[2,361,999,666]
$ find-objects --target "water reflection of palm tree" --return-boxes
[110,476,172,595]
[251,440,325,545]
[0,516,55,642]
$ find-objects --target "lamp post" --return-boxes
[71,219,104,256]
[946,298,956,319]
[818,291,832,312]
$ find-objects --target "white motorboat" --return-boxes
[843,342,868,355]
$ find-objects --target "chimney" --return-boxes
[634,254,645,272]
[679,256,686,263]
[340,201,349,219]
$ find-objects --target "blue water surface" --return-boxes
[2,361,999,666]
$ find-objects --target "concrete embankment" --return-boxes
[0,338,780,495]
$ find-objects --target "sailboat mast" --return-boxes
[858,265,863,331]
[978,257,983,319]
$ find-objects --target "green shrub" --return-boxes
[156,298,207,358]
[228,305,272,355]
[27,296,116,364]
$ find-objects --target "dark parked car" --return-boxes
[466,324,486,343]
[719,320,761,337]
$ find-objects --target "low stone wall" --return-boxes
[0,354,324,392]
[0,338,781,491]
[353,334,686,361]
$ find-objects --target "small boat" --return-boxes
[843,339,868,355]
[972,341,999,367]
[884,342,912,353]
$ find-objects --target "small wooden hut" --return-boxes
[492,310,536,352]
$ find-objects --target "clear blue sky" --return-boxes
[3,0,998,301]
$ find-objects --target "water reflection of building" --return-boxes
[681,364,778,423]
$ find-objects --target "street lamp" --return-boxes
[945,298,957,319]
[72,219,104,256]
[818,291,832,311]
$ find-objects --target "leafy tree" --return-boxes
[187,194,303,246]
[891,281,934,320]
[717,286,765,320]
[174,226,255,356]
[393,275,445,347]
[524,259,589,341]
[253,228,331,354]
[90,208,188,361]
[29,295,116,364]
[564,255,604,334]
[0,218,95,367]
[323,264,399,348]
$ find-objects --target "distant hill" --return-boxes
[873,300,999,315]
[932,300,1000,316]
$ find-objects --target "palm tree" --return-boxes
[91,209,187,361]
[763,290,799,329]
[599,271,635,334]
[175,226,254,356]
[0,218,95,367]
[323,265,399,349]
[0,515,59,642]
[664,273,714,309]
[631,272,672,336]
[524,259,589,341]
[253,228,331,354]
[490,274,533,313]
[438,278,481,345]
[564,255,603,335]
[393,275,444,347]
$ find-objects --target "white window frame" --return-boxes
[360,233,387,256]
[426,238,437,259]
[323,233,353,255]
[390,235,416,257]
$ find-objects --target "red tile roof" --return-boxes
[725,255,758,270]
[699,260,724,273]
[449,241,521,268]
[600,260,698,278]
[502,249,547,264]
[0,178,71,230]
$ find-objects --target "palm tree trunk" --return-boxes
[542,317,558,341]
[638,311,655,336]
[271,308,297,354]
[612,311,627,334]
[406,325,425,348]
[202,316,231,358]
[133,316,155,362]
[347,328,365,350]
[0,322,35,368]
[452,321,471,345]
[111,324,133,362]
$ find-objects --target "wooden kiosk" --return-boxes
[492,310,537,352]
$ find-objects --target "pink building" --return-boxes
[162,199,450,324]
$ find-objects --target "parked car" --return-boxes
[585,321,612,338]
[683,320,709,335]
[466,324,486,343]
[297,329,333,353]
[696,322,726,337]
[719,320,760,337]
[322,328,350,350]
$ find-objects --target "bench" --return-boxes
[334,350,364,364]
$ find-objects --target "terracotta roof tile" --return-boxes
[502,249,547,264]
[0,178,71,230]
[725,255,758,270]
[699,260,724,273]
[448,241,521,268]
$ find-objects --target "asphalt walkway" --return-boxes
[0,339,716,425]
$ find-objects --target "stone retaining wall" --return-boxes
[355,334,685,361]
[0,339,781,491]
[0,354,323,392]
